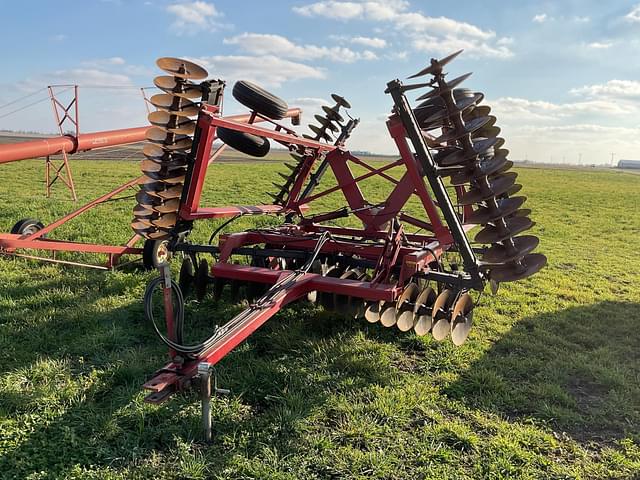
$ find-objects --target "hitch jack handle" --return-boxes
[197,362,230,443]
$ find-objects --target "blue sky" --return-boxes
[1,0,640,164]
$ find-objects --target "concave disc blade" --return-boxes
[156,57,208,80]
[143,143,170,161]
[408,49,463,78]
[152,198,180,214]
[438,137,499,166]
[139,176,166,190]
[413,287,436,336]
[504,183,523,197]
[489,253,547,282]
[451,293,474,346]
[380,301,397,327]
[364,301,382,323]
[481,235,539,264]
[474,216,535,244]
[148,111,195,133]
[474,125,501,139]
[133,215,154,227]
[459,172,518,206]
[152,213,178,228]
[313,114,339,132]
[421,93,484,125]
[464,196,527,225]
[145,171,186,184]
[431,289,454,341]
[331,93,351,109]
[464,105,491,120]
[146,126,187,143]
[133,204,154,217]
[142,155,188,170]
[434,116,493,144]
[156,185,184,200]
[150,94,199,117]
[153,75,203,99]
[155,121,196,136]
[396,283,419,332]
[416,72,473,101]
[309,124,333,142]
[136,190,162,205]
[322,105,344,123]
[450,153,509,185]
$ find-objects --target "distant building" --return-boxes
[617,160,640,169]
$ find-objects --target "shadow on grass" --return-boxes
[445,301,640,445]
[0,274,395,478]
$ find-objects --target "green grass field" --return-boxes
[0,159,639,479]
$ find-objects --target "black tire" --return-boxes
[195,258,209,301]
[11,218,45,236]
[232,80,288,120]
[142,239,172,270]
[178,255,196,297]
[217,126,270,158]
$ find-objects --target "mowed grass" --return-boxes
[0,159,639,479]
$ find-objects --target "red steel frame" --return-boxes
[144,104,469,402]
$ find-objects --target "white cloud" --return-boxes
[166,1,223,35]
[289,97,331,123]
[34,68,133,88]
[569,80,640,100]
[293,0,407,20]
[81,57,126,68]
[350,36,387,48]
[625,4,640,23]
[293,0,512,59]
[588,41,613,49]
[192,55,325,87]
[412,35,512,59]
[491,96,634,123]
[79,57,152,77]
[573,16,590,23]
[532,13,548,23]
[223,33,378,63]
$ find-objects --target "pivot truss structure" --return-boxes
[135,52,546,440]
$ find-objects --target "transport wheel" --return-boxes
[195,258,209,301]
[11,218,45,236]
[178,254,196,297]
[142,239,172,270]
[217,126,270,158]
[232,80,289,119]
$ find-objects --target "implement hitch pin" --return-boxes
[198,362,230,443]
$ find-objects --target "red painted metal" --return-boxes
[0,126,151,164]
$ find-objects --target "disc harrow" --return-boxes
[135,53,547,438]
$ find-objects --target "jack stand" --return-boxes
[198,362,230,443]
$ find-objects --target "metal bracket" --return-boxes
[197,362,230,443]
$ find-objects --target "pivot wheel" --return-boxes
[142,239,172,270]
[11,218,45,236]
